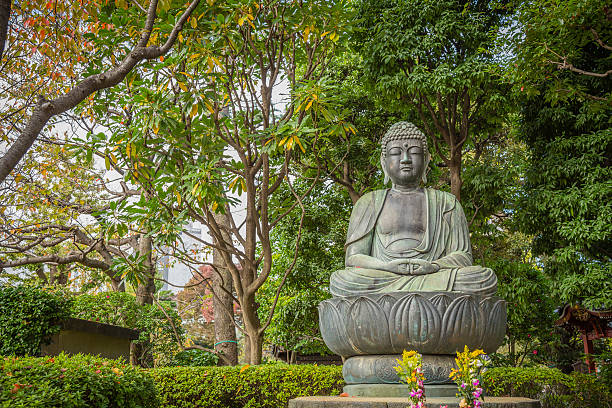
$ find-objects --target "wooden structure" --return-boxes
[555,305,612,373]
[41,318,140,362]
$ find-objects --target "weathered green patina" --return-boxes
[330,122,497,297]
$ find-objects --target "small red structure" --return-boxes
[555,305,612,373]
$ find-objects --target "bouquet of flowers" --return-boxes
[449,345,489,408]
[395,350,426,408]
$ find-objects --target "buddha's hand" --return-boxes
[388,259,422,275]
[408,259,440,275]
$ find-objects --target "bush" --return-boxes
[170,348,219,367]
[151,364,344,408]
[484,366,612,408]
[0,353,158,408]
[0,285,72,356]
[71,292,183,367]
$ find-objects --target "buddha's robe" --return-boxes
[329,188,497,297]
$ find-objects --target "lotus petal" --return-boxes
[318,300,356,357]
[429,293,453,316]
[379,294,397,315]
[346,297,391,353]
[480,298,507,353]
[442,295,481,353]
[388,294,441,353]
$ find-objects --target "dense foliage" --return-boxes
[151,364,344,408]
[516,43,611,308]
[353,0,511,198]
[71,292,183,367]
[1,0,610,373]
[0,353,158,408]
[0,285,71,356]
[484,366,612,408]
[170,349,219,367]
[260,183,350,355]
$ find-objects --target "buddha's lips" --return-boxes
[400,166,413,171]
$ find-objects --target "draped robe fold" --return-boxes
[329,188,497,297]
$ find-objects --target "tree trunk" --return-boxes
[209,211,238,365]
[449,156,463,201]
[49,265,68,285]
[0,0,11,61]
[242,296,263,364]
[212,246,238,364]
[246,330,263,365]
[135,235,155,306]
[133,235,155,367]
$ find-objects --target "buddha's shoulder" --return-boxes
[425,188,459,209]
[355,189,387,205]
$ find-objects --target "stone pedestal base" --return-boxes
[289,396,540,408]
[344,384,456,398]
[343,354,454,385]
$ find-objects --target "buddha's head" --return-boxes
[380,122,430,187]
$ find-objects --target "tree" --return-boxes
[79,0,353,364]
[297,52,396,204]
[176,265,239,365]
[511,0,611,309]
[0,0,201,184]
[353,0,511,200]
[507,0,611,104]
[260,181,349,357]
[0,143,130,291]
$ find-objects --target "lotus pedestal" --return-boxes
[318,291,507,396]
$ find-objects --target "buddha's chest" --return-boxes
[376,192,426,243]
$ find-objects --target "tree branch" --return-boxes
[0,0,10,61]
[0,0,201,184]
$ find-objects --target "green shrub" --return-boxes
[484,366,612,408]
[0,353,158,408]
[0,285,72,356]
[170,348,219,367]
[151,364,344,408]
[71,292,183,367]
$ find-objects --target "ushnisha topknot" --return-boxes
[380,122,428,158]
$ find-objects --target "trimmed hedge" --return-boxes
[150,364,344,408]
[0,285,71,356]
[484,366,612,408]
[0,353,158,408]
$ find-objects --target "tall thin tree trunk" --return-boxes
[242,295,263,364]
[133,235,155,367]
[449,156,463,201]
[211,213,238,365]
[135,235,155,306]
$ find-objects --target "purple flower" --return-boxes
[461,382,466,389]
[472,379,479,387]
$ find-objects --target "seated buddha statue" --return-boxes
[330,122,497,297]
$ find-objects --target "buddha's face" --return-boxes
[384,139,425,188]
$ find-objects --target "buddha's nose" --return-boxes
[401,151,411,163]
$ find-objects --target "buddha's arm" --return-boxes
[345,236,400,273]
[433,199,473,269]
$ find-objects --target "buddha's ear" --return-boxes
[380,153,389,184]
[422,152,431,184]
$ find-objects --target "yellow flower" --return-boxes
[470,349,485,358]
